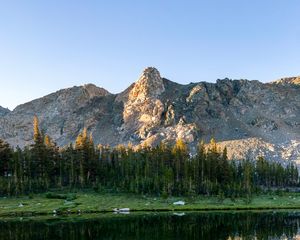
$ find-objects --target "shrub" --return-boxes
[45,192,77,201]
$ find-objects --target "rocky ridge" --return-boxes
[1,67,300,163]
[273,76,300,86]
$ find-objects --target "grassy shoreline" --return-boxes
[1,191,300,217]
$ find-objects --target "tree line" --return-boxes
[0,116,298,197]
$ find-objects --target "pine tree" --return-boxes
[33,116,43,144]
[31,116,48,190]
[75,128,95,187]
[172,139,188,194]
[0,139,12,177]
[44,135,60,187]
[196,140,206,193]
[219,147,230,186]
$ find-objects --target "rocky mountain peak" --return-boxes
[129,67,165,101]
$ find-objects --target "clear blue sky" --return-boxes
[0,0,300,110]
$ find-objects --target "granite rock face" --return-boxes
[1,68,300,163]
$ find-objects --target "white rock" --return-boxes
[173,212,186,216]
[173,201,185,206]
[113,208,130,212]
[119,208,130,212]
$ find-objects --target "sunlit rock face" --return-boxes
[0,68,300,163]
[121,67,166,143]
[273,76,300,86]
[129,67,165,102]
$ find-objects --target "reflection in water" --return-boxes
[0,211,299,239]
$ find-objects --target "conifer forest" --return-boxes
[0,117,298,198]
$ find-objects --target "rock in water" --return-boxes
[173,201,185,206]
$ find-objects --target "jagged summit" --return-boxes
[138,67,161,81]
[129,67,165,101]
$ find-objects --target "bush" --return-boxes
[45,192,77,201]
[28,193,34,199]
[243,193,253,204]
[162,190,168,199]
[275,189,284,196]
[66,194,77,201]
[217,189,225,203]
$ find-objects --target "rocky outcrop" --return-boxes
[128,67,165,101]
[273,76,300,86]
[0,106,10,117]
[121,67,166,142]
[0,68,300,163]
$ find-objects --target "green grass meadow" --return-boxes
[0,191,300,217]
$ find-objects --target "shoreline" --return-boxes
[1,192,300,218]
[2,206,300,218]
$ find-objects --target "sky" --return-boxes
[0,1,300,110]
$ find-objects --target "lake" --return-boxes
[0,211,299,239]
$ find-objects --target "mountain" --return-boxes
[0,84,113,147]
[0,106,10,117]
[1,67,300,163]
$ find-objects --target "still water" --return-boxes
[0,211,300,239]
